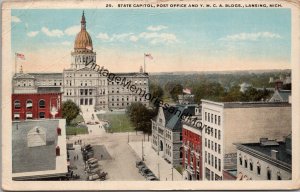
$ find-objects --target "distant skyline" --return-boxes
[11,9,291,73]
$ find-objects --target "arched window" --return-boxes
[26,100,33,109]
[39,100,45,108]
[249,160,253,171]
[257,162,261,175]
[244,157,248,168]
[267,167,272,180]
[239,154,243,165]
[14,100,21,109]
[277,172,282,180]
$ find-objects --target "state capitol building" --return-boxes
[12,12,150,111]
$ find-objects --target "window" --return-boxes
[39,100,45,108]
[218,159,221,171]
[80,99,84,105]
[211,155,214,167]
[89,98,93,105]
[205,151,207,163]
[26,112,33,119]
[211,114,213,123]
[208,153,211,165]
[208,139,210,148]
[277,172,281,180]
[26,100,33,109]
[208,113,210,122]
[211,171,214,180]
[239,155,243,165]
[244,158,248,168]
[249,160,253,171]
[218,130,221,140]
[215,143,217,152]
[267,168,271,180]
[215,115,217,124]
[39,112,45,119]
[14,100,21,109]
[205,112,207,121]
[218,116,221,125]
[14,113,20,120]
[257,163,261,175]
[215,157,217,169]
[211,141,214,150]
[218,144,221,154]
[205,168,210,180]
[215,129,217,138]
[211,128,214,136]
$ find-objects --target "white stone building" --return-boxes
[235,135,291,180]
[201,100,291,180]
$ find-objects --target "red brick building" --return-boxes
[12,92,62,120]
[182,117,203,180]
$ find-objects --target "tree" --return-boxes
[165,82,183,102]
[126,102,156,134]
[62,100,80,125]
[149,82,164,109]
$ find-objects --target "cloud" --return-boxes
[61,41,71,45]
[12,16,21,23]
[96,33,134,42]
[96,33,110,41]
[97,31,178,45]
[27,31,39,37]
[41,27,64,37]
[139,32,178,45]
[64,25,80,36]
[147,25,168,31]
[129,35,139,42]
[220,32,282,41]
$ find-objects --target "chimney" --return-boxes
[271,150,278,159]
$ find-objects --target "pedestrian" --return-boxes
[77,154,79,160]
[74,156,76,161]
[101,154,103,159]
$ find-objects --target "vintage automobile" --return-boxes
[146,176,159,181]
[87,174,100,181]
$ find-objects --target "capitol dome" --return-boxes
[74,11,93,52]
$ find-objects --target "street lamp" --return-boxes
[142,139,144,161]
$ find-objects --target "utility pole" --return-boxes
[171,167,174,181]
[158,163,160,180]
[142,139,144,161]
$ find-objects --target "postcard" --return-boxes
[1,0,300,190]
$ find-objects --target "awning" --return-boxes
[26,113,33,118]
[14,113,20,118]
[26,102,32,108]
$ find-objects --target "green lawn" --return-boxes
[66,125,88,135]
[97,113,135,133]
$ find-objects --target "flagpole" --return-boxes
[15,53,17,74]
[143,53,146,73]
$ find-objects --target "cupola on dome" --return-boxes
[74,11,93,52]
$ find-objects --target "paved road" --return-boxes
[129,141,183,181]
[68,132,146,181]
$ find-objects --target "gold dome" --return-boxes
[74,12,93,51]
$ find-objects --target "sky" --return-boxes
[11,9,291,73]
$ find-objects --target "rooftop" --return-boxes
[201,99,291,108]
[12,120,59,173]
[235,138,292,171]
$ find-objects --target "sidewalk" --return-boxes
[80,106,106,135]
[129,141,183,181]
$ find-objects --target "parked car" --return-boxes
[144,172,155,178]
[146,176,159,181]
[137,164,146,171]
[87,174,99,181]
[140,167,150,175]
